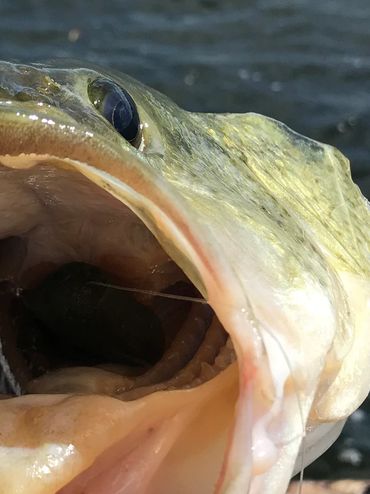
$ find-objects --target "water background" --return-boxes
[0,0,369,480]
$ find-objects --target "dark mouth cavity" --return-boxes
[19,262,167,371]
[0,260,208,396]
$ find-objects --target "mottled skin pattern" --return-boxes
[0,61,369,494]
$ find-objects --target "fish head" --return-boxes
[0,61,368,494]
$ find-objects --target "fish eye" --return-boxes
[88,78,142,149]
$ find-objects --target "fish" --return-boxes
[0,60,368,494]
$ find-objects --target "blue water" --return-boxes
[0,0,369,479]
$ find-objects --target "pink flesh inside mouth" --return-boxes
[0,161,239,494]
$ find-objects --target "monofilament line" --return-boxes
[89,281,209,304]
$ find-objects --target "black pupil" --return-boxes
[107,87,139,143]
[89,78,141,147]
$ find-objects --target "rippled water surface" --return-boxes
[0,0,369,480]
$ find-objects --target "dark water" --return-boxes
[0,0,369,480]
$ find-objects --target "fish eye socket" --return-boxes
[88,78,142,149]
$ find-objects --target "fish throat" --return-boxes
[0,161,235,400]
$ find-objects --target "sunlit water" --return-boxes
[0,0,369,480]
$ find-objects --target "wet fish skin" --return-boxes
[0,61,368,494]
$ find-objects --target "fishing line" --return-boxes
[297,464,305,494]
[226,262,307,485]
[89,281,210,304]
[221,263,307,462]
[256,323,307,493]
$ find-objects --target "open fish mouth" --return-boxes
[0,164,235,400]
[0,62,368,494]
[0,163,240,494]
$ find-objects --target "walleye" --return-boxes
[0,61,368,494]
